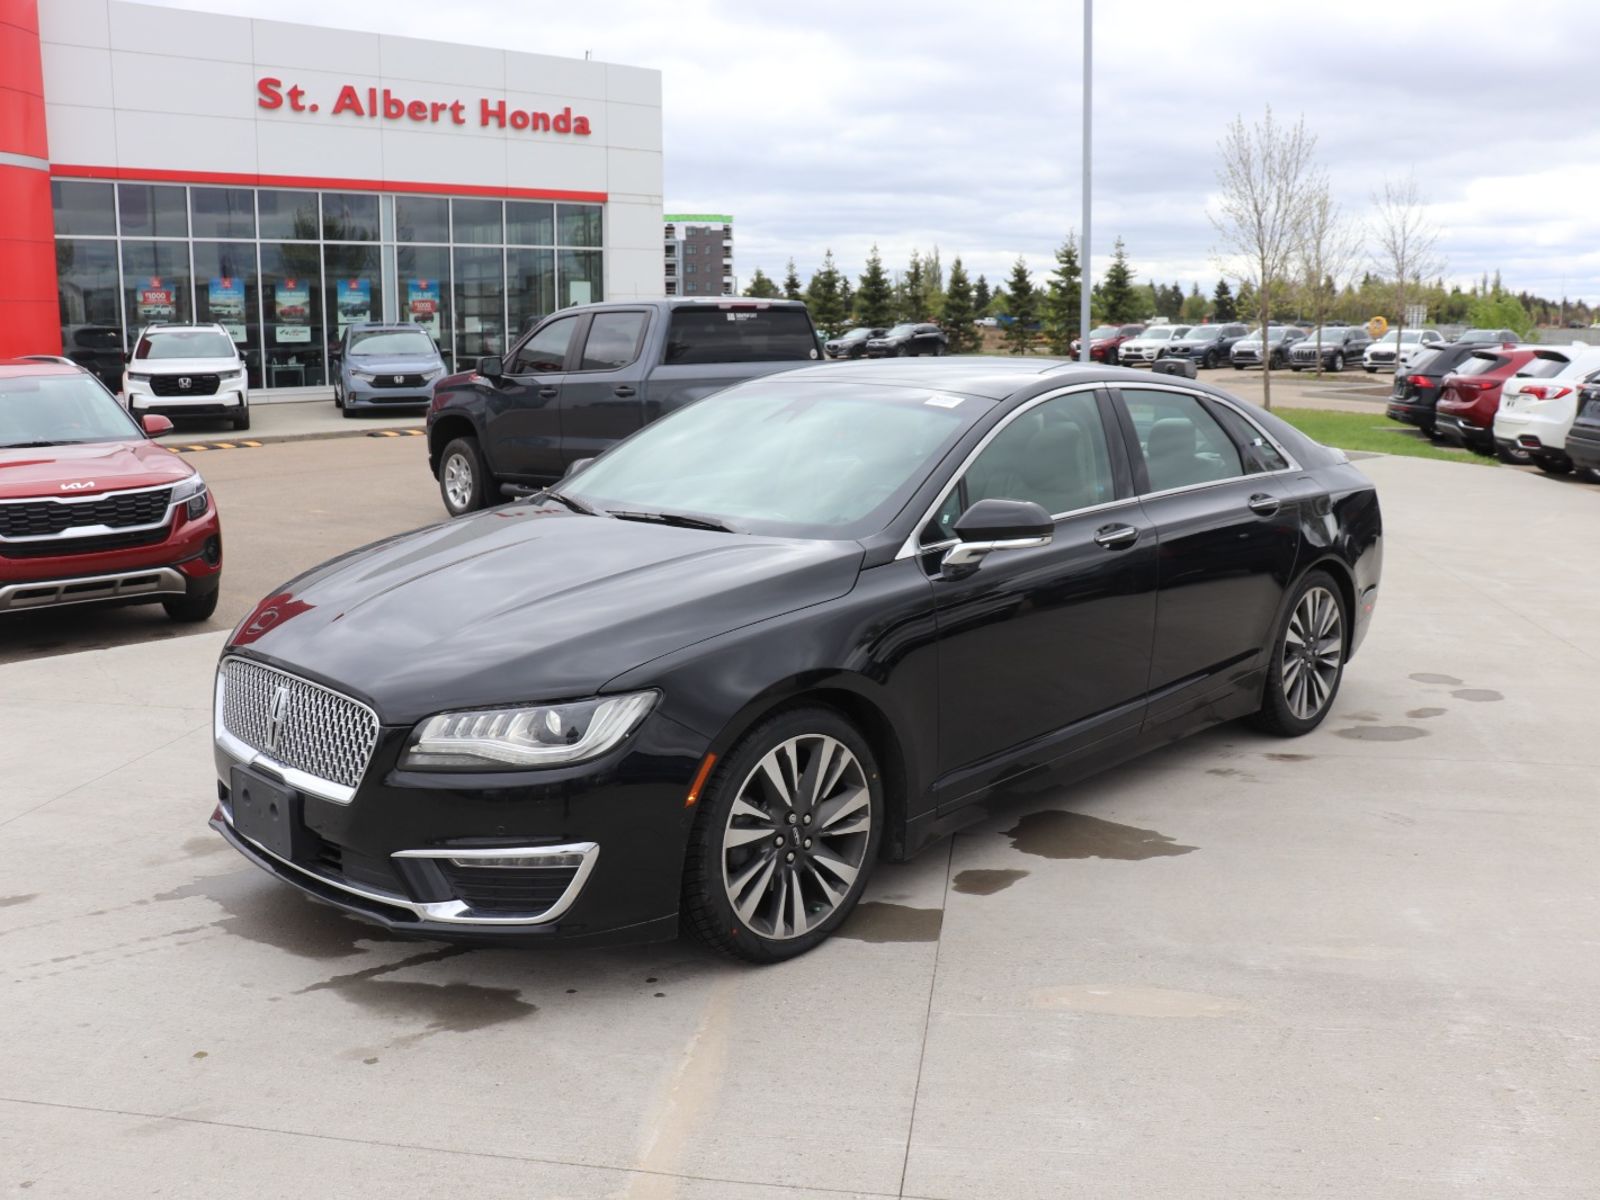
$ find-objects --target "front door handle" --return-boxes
[1247,493,1280,516]
[1093,523,1140,550]
[613,385,637,398]
[538,385,558,399]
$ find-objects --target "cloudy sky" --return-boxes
[152,0,1600,302]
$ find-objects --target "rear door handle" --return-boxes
[538,385,558,399]
[613,385,637,398]
[1247,493,1280,516]
[1093,523,1140,550]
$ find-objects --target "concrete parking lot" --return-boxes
[3,438,1598,1197]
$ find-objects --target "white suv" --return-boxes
[1492,344,1600,474]
[1363,328,1445,372]
[123,324,250,431]
[1118,324,1192,365]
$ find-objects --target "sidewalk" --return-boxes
[152,395,425,449]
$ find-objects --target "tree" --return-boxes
[1096,237,1139,323]
[1210,106,1318,409]
[1372,172,1444,357]
[856,245,894,328]
[1181,282,1210,323]
[942,256,979,353]
[1001,257,1037,355]
[1467,293,1534,338]
[923,247,945,319]
[898,249,930,321]
[804,249,847,335]
[1212,279,1237,321]
[782,258,802,301]
[1041,235,1082,356]
[839,276,855,324]
[743,268,780,299]
[1295,173,1362,372]
[973,274,992,313]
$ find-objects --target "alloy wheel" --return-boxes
[443,452,474,511]
[1282,586,1343,720]
[721,734,872,941]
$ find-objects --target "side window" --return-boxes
[1207,403,1290,473]
[579,311,646,371]
[511,315,579,373]
[1120,389,1246,492]
[921,390,1115,543]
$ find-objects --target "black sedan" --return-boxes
[1385,342,1491,436]
[865,323,947,356]
[1565,380,1600,479]
[824,327,887,359]
[209,361,1383,962]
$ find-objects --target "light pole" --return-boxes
[1078,0,1092,363]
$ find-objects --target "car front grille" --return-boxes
[369,373,428,389]
[219,657,380,791]
[149,374,221,397]
[0,486,173,538]
[1370,351,1395,363]
[437,863,581,914]
[0,523,171,559]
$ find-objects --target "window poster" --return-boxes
[407,279,441,337]
[208,277,247,342]
[137,277,176,323]
[336,278,372,331]
[274,278,311,344]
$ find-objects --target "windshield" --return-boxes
[564,378,980,540]
[1458,329,1508,343]
[349,329,436,357]
[1376,329,1429,345]
[1,373,142,447]
[1141,327,1178,340]
[1088,326,1119,339]
[1307,327,1348,340]
[886,324,917,337]
[135,330,236,360]
[837,328,874,341]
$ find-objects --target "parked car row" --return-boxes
[824,324,948,358]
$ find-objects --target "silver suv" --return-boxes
[333,324,447,419]
[123,324,250,431]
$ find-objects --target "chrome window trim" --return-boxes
[213,663,378,805]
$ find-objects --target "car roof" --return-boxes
[346,323,426,332]
[0,359,82,378]
[789,357,1145,400]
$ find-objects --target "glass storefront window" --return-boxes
[507,248,554,338]
[260,243,325,387]
[55,239,124,389]
[558,249,603,308]
[324,244,384,344]
[398,244,451,367]
[451,199,503,245]
[396,196,448,243]
[453,246,505,363]
[119,185,189,238]
[121,240,192,330]
[557,204,602,248]
[51,181,116,236]
[322,193,379,242]
[258,190,319,240]
[193,241,261,388]
[507,201,554,246]
[191,187,256,240]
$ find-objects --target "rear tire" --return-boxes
[163,584,219,624]
[1331,352,1345,373]
[1364,366,1377,374]
[1495,442,1526,464]
[439,436,490,516]
[1536,456,1573,476]
[1249,570,1347,737]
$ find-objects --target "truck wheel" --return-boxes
[439,436,489,516]
[163,584,220,624]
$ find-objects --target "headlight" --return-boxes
[172,474,209,519]
[219,368,243,381]
[126,371,151,383]
[423,368,444,381]
[401,691,657,770]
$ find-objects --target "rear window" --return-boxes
[1515,355,1569,379]
[1456,354,1504,377]
[664,307,818,365]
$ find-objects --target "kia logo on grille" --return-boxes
[393,375,404,384]
[178,377,192,389]
[59,481,96,491]
[266,684,290,754]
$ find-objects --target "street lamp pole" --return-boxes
[1079,0,1093,363]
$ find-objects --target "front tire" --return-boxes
[1250,570,1347,737]
[1331,352,1345,373]
[438,436,489,516]
[232,405,250,432]
[682,707,883,963]
[163,584,219,623]
[1535,456,1573,476]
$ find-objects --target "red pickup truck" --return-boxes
[0,360,222,620]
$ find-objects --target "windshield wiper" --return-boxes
[605,509,736,533]
[0,440,67,449]
[538,488,600,515]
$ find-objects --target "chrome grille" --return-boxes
[219,658,379,790]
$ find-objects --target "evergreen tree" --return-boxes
[1097,238,1138,322]
[1165,283,1185,319]
[743,267,780,299]
[924,247,944,318]
[973,274,992,313]
[782,258,802,301]
[941,256,978,353]
[898,250,929,321]
[839,276,855,324]
[803,250,848,335]
[1212,279,1237,321]
[1001,257,1037,355]
[856,245,895,328]
[1042,236,1082,356]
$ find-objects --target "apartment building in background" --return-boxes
[663,214,733,296]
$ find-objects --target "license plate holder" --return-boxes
[230,765,303,862]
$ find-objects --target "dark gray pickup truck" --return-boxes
[426,298,821,514]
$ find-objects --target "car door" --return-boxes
[556,309,650,468]
[483,313,581,481]
[919,385,1158,807]
[1110,385,1302,728]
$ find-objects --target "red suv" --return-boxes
[1,361,222,620]
[1433,347,1539,455]
[1070,324,1146,364]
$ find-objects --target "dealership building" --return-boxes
[1,0,665,391]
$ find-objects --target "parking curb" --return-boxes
[160,425,426,453]
[366,429,427,438]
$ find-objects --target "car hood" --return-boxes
[345,354,443,374]
[129,357,239,374]
[0,438,194,500]
[227,507,864,723]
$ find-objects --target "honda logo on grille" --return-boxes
[178,377,192,389]
[393,375,404,384]
[265,684,290,754]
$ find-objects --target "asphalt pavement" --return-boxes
[2,448,1598,1198]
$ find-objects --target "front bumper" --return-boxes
[0,506,222,611]
[127,384,247,416]
[346,380,439,408]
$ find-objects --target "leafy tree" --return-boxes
[986,286,1008,317]
[743,268,780,299]
[898,250,930,321]
[1096,237,1139,323]
[1041,235,1082,356]
[1001,257,1037,355]
[923,247,944,318]
[973,274,992,313]
[804,249,848,335]
[782,258,802,301]
[1181,283,1210,323]
[1212,279,1237,321]
[1467,293,1534,337]
[856,245,894,328]
[942,256,979,353]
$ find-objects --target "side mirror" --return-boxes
[477,355,504,381]
[561,456,593,480]
[942,499,1053,570]
[141,414,174,436]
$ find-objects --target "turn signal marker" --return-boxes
[685,753,717,808]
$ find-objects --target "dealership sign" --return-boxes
[257,78,593,136]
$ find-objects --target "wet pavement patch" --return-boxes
[1335,725,1427,742]
[1005,810,1197,861]
[299,947,534,1041]
[1451,688,1503,702]
[952,868,1029,896]
[182,836,230,858]
[1409,673,1463,685]
[1406,708,1447,719]
[1265,753,1313,762]
[159,870,414,960]
[838,901,944,943]
[0,894,38,908]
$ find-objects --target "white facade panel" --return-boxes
[504,140,609,195]
[38,0,111,50]
[602,101,662,153]
[607,200,668,251]
[605,247,666,300]
[505,51,610,103]
[41,43,114,111]
[109,51,257,120]
[248,20,381,77]
[254,119,385,182]
[606,64,662,108]
[379,33,506,91]
[43,102,119,167]
[378,128,509,191]
[113,110,259,174]
[606,148,664,198]
[107,1,252,63]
